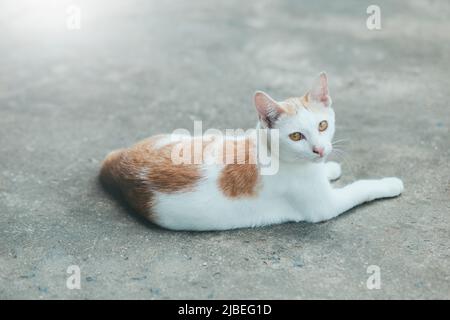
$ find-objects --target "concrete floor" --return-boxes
[0,0,449,299]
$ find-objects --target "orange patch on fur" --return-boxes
[280,97,306,114]
[281,103,297,115]
[303,93,309,103]
[218,138,260,198]
[280,95,328,114]
[99,136,202,219]
[300,94,309,108]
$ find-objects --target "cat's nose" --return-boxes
[313,146,325,157]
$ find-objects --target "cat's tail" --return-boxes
[99,149,126,194]
[99,148,155,220]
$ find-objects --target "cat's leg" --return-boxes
[309,177,403,223]
[325,161,342,181]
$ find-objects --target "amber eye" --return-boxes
[319,120,328,132]
[289,132,304,141]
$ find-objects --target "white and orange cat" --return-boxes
[100,72,403,231]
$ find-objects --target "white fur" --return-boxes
[151,73,404,231]
[153,155,403,231]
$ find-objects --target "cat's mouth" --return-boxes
[312,151,329,162]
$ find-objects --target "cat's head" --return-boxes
[254,72,335,163]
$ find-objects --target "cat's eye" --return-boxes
[289,132,304,141]
[319,120,328,132]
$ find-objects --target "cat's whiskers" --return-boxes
[329,137,353,175]
[329,146,357,178]
[331,139,349,149]
[332,138,349,144]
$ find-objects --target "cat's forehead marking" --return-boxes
[280,97,304,114]
[281,95,329,116]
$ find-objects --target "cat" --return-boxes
[100,72,404,231]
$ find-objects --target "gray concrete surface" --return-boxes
[0,0,449,299]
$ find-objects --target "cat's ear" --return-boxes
[308,72,332,107]
[254,91,285,128]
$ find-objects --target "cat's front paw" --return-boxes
[381,177,404,197]
[325,161,342,181]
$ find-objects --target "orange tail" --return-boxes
[99,149,125,194]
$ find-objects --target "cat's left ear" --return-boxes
[308,72,332,107]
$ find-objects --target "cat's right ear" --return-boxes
[254,91,284,128]
[308,72,331,107]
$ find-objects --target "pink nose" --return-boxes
[313,146,325,157]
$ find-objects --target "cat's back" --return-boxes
[99,133,263,228]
